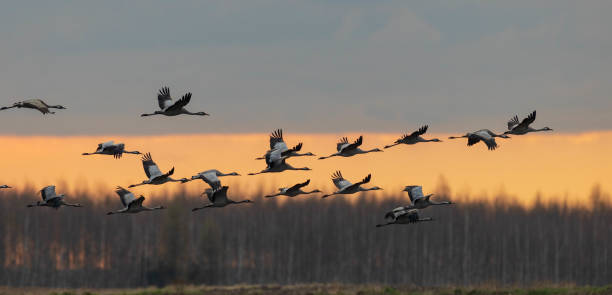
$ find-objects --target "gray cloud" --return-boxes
[0,0,610,135]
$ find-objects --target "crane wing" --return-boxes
[484,138,498,150]
[385,206,411,220]
[97,141,115,151]
[507,115,520,130]
[157,87,173,110]
[24,99,49,108]
[265,149,286,168]
[100,142,124,158]
[201,171,222,190]
[467,134,481,146]
[141,153,163,179]
[331,171,352,189]
[40,185,57,201]
[410,125,428,137]
[112,143,126,159]
[269,129,287,150]
[397,209,420,223]
[405,186,424,202]
[165,92,191,112]
[518,110,536,128]
[345,174,371,191]
[336,137,349,152]
[202,169,220,174]
[211,186,229,203]
[203,188,215,203]
[129,196,145,208]
[22,99,52,114]
[286,179,310,193]
[281,142,302,157]
[115,186,136,207]
[397,126,429,142]
[340,136,363,152]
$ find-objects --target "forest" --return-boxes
[0,183,610,288]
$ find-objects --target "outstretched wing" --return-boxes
[157,87,173,110]
[398,126,429,142]
[508,111,536,131]
[385,206,411,220]
[40,185,56,201]
[97,141,114,151]
[346,174,372,193]
[472,130,498,150]
[397,209,420,223]
[410,125,428,137]
[100,141,124,158]
[359,174,372,185]
[405,186,424,202]
[286,179,310,192]
[129,196,145,208]
[331,171,352,189]
[111,143,125,159]
[24,99,48,107]
[467,134,481,146]
[201,171,222,190]
[507,115,520,130]
[518,110,536,129]
[281,142,302,157]
[141,153,163,179]
[23,99,51,113]
[211,186,229,203]
[203,188,215,203]
[340,136,363,152]
[269,129,287,150]
[484,138,498,151]
[165,92,191,112]
[336,137,349,152]
[115,186,136,207]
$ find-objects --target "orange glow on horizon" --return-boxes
[0,132,610,205]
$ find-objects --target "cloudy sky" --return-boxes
[0,0,610,135]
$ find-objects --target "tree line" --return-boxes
[0,183,610,288]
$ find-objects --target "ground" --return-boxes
[1,285,612,295]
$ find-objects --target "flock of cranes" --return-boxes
[0,88,553,226]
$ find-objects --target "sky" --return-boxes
[0,0,611,134]
[0,132,609,204]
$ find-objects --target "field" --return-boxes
[2,285,612,295]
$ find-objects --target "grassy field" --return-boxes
[1,285,612,295]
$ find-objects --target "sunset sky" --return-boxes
[0,131,609,204]
[0,1,610,203]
